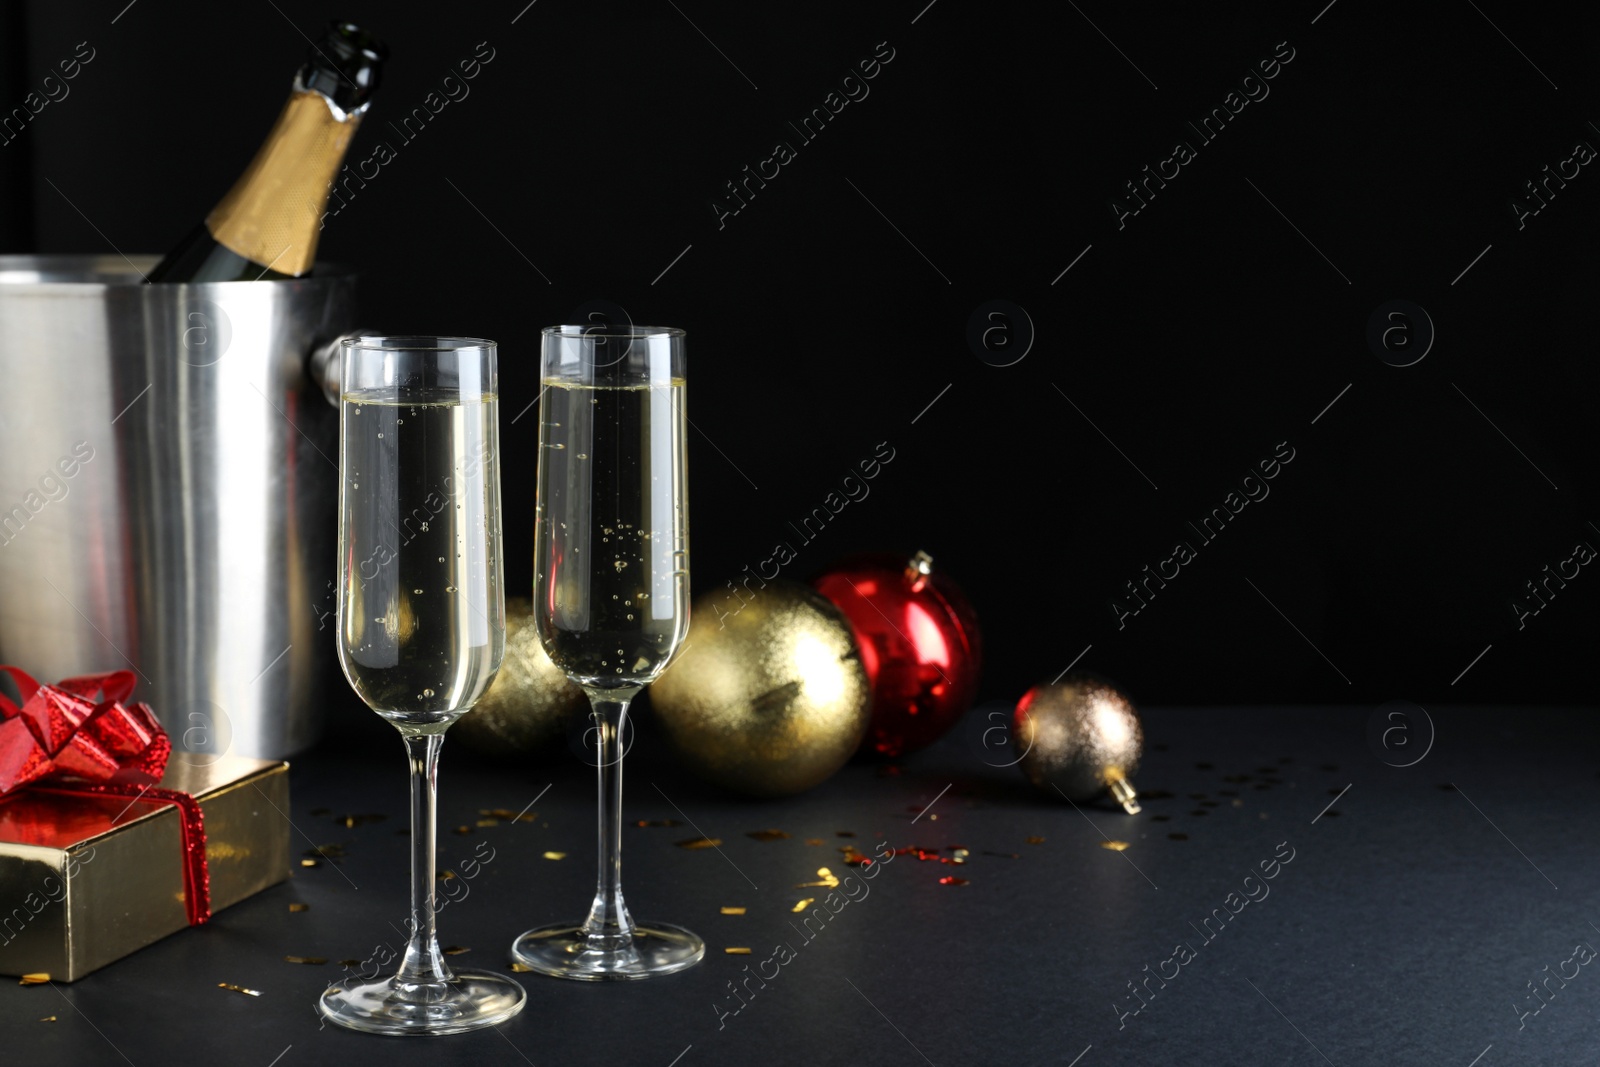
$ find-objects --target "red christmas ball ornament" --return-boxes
[812,551,982,758]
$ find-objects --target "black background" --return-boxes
[3,0,1597,708]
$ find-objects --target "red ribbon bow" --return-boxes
[0,667,209,924]
[0,667,169,794]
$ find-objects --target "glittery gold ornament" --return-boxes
[452,597,587,758]
[650,581,870,797]
[1014,674,1144,813]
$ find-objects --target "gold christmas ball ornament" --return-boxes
[650,580,871,798]
[1014,674,1144,813]
[452,597,588,758]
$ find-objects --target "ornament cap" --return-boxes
[1107,775,1141,815]
[906,550,934,591]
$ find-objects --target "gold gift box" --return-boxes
[0,756,289,981]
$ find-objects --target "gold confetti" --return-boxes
[510,963,534,972]
[305,844,346,859]
[439,869,458,880]
[747,829,790,841]
[723,947,752,955]
[300,859,320,868]
[288,903,310,913]
[720,907,746,915]
[950,849,970,865]
[542,851,567,861]
[928,814,938,821]
[218,982,261,997]
[337,813,386,828]
[838,847,870,867]
[337,959,361,967]
[38,1016,56,1022]
[676,837,722,850]
[797,867,840,888]
[18,973,49,986]
[635,818,681,827]
[452,825,473,835]
[804,838,825,846]
[283,956,327,965]
[1100,841,1131,852]
[476,818,500,828]
[443,946,470,956]
[1025,836,1046,845]
[791,898,815,913]
[480,808,519,819]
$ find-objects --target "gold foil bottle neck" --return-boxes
[205,90,359,277]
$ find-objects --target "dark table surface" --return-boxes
[4,701,1597,1066]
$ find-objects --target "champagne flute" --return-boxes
[318,336,527,1034]
[511,324,702,980]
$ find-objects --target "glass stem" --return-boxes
[397,731,453,990]
[582,687,638,949]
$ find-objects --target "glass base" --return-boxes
[318,970,526,1036]
[511,922,704,981]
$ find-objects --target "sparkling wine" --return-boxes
[338,390,503,724]
[147,22,386,282]
[535,379,688,687]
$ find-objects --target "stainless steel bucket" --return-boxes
[0,255,357,758]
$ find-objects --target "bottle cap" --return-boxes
[299,21,388,112]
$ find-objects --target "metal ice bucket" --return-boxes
[0,255,357,758]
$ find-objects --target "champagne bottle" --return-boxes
[147,22,386,283]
